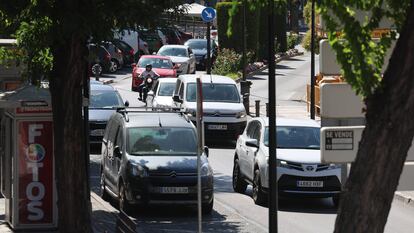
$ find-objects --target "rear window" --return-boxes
[158,83,176,96]
[127,127,197,155]
[186,83,240,103]
[90,90,123,108]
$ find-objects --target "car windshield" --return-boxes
[127,127,197,155]
[186,83,240,103]
[158,83,176,96]
[264,126,320,149]
[89,90,123,108]
[158,47,188,57]
[138,58,173,69]
[186,40,215,50]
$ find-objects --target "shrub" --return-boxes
[212,48,242,76]
[287,32,300,50]
[301,30,322,54]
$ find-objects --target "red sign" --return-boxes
[18,121,54,224]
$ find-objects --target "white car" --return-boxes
[172,74,247,141]
[233,117,342,206]
[157,45,196,74]
[146,78,177,108]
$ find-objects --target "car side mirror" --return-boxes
[124,101,130,107]
[148,90,154,96]
[173,94,183,103]
[204,146,209,157]
[114,146,122,158]
[245,139,259,148]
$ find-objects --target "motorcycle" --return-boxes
[139,74,158,103]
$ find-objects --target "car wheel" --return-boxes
[109,59,118,73]
[232,159,247,194]
[202,199,214,215]
[333,194,340,208]
[253,169,266,205]
[91,63,102,77]
[119,183,133,215]
[100,172,110,202]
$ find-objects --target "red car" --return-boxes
[131,55,177,91]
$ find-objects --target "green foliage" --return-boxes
[301,29,322,54]
[318,0,411,97]
[287,32,299,50]
[212,48,254,77]
[303,0,311,27]
[216,2,259,54]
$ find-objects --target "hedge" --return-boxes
[216,2,259,54]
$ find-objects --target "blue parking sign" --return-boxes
[201,7,216,23]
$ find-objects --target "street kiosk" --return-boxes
[0,84,57,231]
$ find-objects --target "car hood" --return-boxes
[168,56,190,63]
[129,155,208,173]
[154,96,174,107]
[136,68,175,77]
[89,109,116,122]
[263,147,322,164]
[185,101,245,113]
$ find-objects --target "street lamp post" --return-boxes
[268,0,278,232]
[310,0,316,119]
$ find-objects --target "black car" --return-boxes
[112,39,135,65]
[89,82,126,151]
[99,110,214,214]
[88,43,113,76]
[184,39,218,70]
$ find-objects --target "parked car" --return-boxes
[102,41,124,71]
[100,110,214,214]
[172,74,247,141]
[88,43,113,76]
[232,117,342,206]
[131,55,177,91]
[158,27,182,45]
[146,78,177,108]
[138,28,164,54]
[184,39,218,70]
[114,30,149,60]
[112,39,135,65]
[157,45,196,74]
[89,82,127,151]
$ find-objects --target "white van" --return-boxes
[172,74,247,141]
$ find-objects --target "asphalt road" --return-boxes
[89,60,414,233]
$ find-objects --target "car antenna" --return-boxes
[158,114,162,127]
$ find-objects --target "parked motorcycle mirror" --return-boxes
[173,94,183,103]
[204,146,209,157]
[114,146,122,158]
[124,100,130,107]
[147,91,154,97]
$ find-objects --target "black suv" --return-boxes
[99,110,214,214]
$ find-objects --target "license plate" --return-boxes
[208,124,227,130]
[159,187,189,194]
[90,129,105,136]
[297,181,324,187]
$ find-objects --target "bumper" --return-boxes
[277,174,341,198]
[125,175,214,205]
[89,122,106,146]
[203,121,247,140]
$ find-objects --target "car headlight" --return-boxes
[276,159,290,168]
[130,163,148,177]
[328,163,341,169]
[236,111,247,118]
[201,163,213,176]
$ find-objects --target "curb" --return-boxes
[394,192,414,209]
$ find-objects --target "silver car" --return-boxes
[157,45,196,74]
[233,117,342,206]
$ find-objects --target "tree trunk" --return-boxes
[49,32,92,233]
[334,4,414,233]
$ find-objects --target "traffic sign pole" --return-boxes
[207,22,211,74]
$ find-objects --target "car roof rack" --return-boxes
[115,107,191,123]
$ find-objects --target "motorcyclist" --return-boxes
[138,64,159,101]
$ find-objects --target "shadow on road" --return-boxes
[284,57,305,62]
[276,64,295,70]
